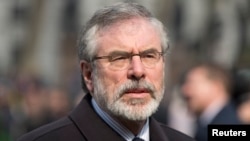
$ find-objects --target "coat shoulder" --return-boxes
[159,123,195,141]
[17,117,85,141]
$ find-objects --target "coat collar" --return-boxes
[69,94,169,141]
[149,118,169,141]
[69,94,124,141]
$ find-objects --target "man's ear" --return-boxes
[80,60,93,92]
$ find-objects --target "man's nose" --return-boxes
[127,56,145,80]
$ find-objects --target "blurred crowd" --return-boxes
[0,0,249,141]
[0,72,85,141]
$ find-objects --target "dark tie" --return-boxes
[132,137,144,141]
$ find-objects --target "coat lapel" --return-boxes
[150,118,169,141]
[69,94,125,141]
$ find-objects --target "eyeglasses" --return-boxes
[92,49,165,71]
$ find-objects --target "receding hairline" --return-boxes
[86,2,153,27]
[96,16,161,38]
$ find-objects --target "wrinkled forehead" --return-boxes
[98,17,158,37]
[95,18,161,52]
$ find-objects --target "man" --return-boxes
[17,2,194,141]
[233,69,250,124]
[181,62,242,141]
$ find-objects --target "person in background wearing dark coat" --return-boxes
[232,69,250,124]
[17,2,194,141]
[181,62,242,141]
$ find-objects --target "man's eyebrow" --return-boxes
[140,48,161,53]
[107,50,130,56]
[105,48,161,56]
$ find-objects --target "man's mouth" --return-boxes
[123,88,151,98]
[125,88,150,93]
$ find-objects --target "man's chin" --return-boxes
[108,100,159,121]
[120,94,153,106]
[124,98,149,106]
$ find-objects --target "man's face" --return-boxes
[91,18,165,121]
[181,68,216,115]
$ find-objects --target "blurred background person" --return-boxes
[0,77,13,141]
[180,61,242,141]
[237,92,250,124]
[17,75,49,135]
[232,69,250,124]
[46,87,71,122]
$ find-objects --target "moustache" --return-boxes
[115,80,156,99]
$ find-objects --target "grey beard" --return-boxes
[92,71,165,121]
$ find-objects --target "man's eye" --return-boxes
[110,55,127,61]
[143,53,157,58]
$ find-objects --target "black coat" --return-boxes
[195,102,242,141]
[17,94,194,141]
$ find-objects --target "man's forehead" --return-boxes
[93,17,162,56]
[98,17,157,37]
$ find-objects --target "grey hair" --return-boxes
[78,2,169,92]
[77,2,169,62]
